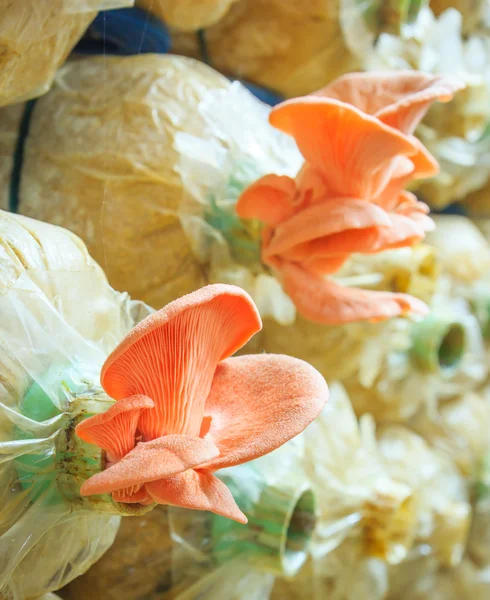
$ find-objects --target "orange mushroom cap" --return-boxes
[101,284,262,440]
[269,97,418,200]
[316,71,465,135]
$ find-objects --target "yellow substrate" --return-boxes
[0,0,132,108]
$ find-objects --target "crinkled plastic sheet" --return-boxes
[0,211,152,599]
[0,0,134,108]
[430,0,489,33]
[410,389,490,480]
[12,54,232,309]
[345,5,490,208]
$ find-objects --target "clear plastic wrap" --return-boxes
[343,288,487,422]
[12,54,232,309]
[467,414,490,568]
[304,384,417,568]
[175,80,302,327]
[345,5,490,208]
[4,55,304,317]
[0,210,153,599]
[426,216,490,352]
[66,434,315,600]
[0,0,134,108]
[306,384,469,575]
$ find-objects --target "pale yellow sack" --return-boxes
[12,54,232,308]
[0,0,133,107]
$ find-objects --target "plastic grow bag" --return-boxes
[0,0,134,107]
[0,210,152,599]
[9,54,233,309]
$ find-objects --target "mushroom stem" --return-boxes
[211,466,316,577]
[410,313,466,372]
[14,367,153,517]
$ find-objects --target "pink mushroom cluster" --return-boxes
[237,72,464,324]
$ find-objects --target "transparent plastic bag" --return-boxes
[430,0,489,33]
[465,180,490,218]
[9,55,303,318]
[303,384,419,569]
[11,54,231,309]
[311,536,389,600]
[175,80,302,327]
[467,443,490,567]
[0,210,153,599]
[164,383,414,600]
[0,0,134,107]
